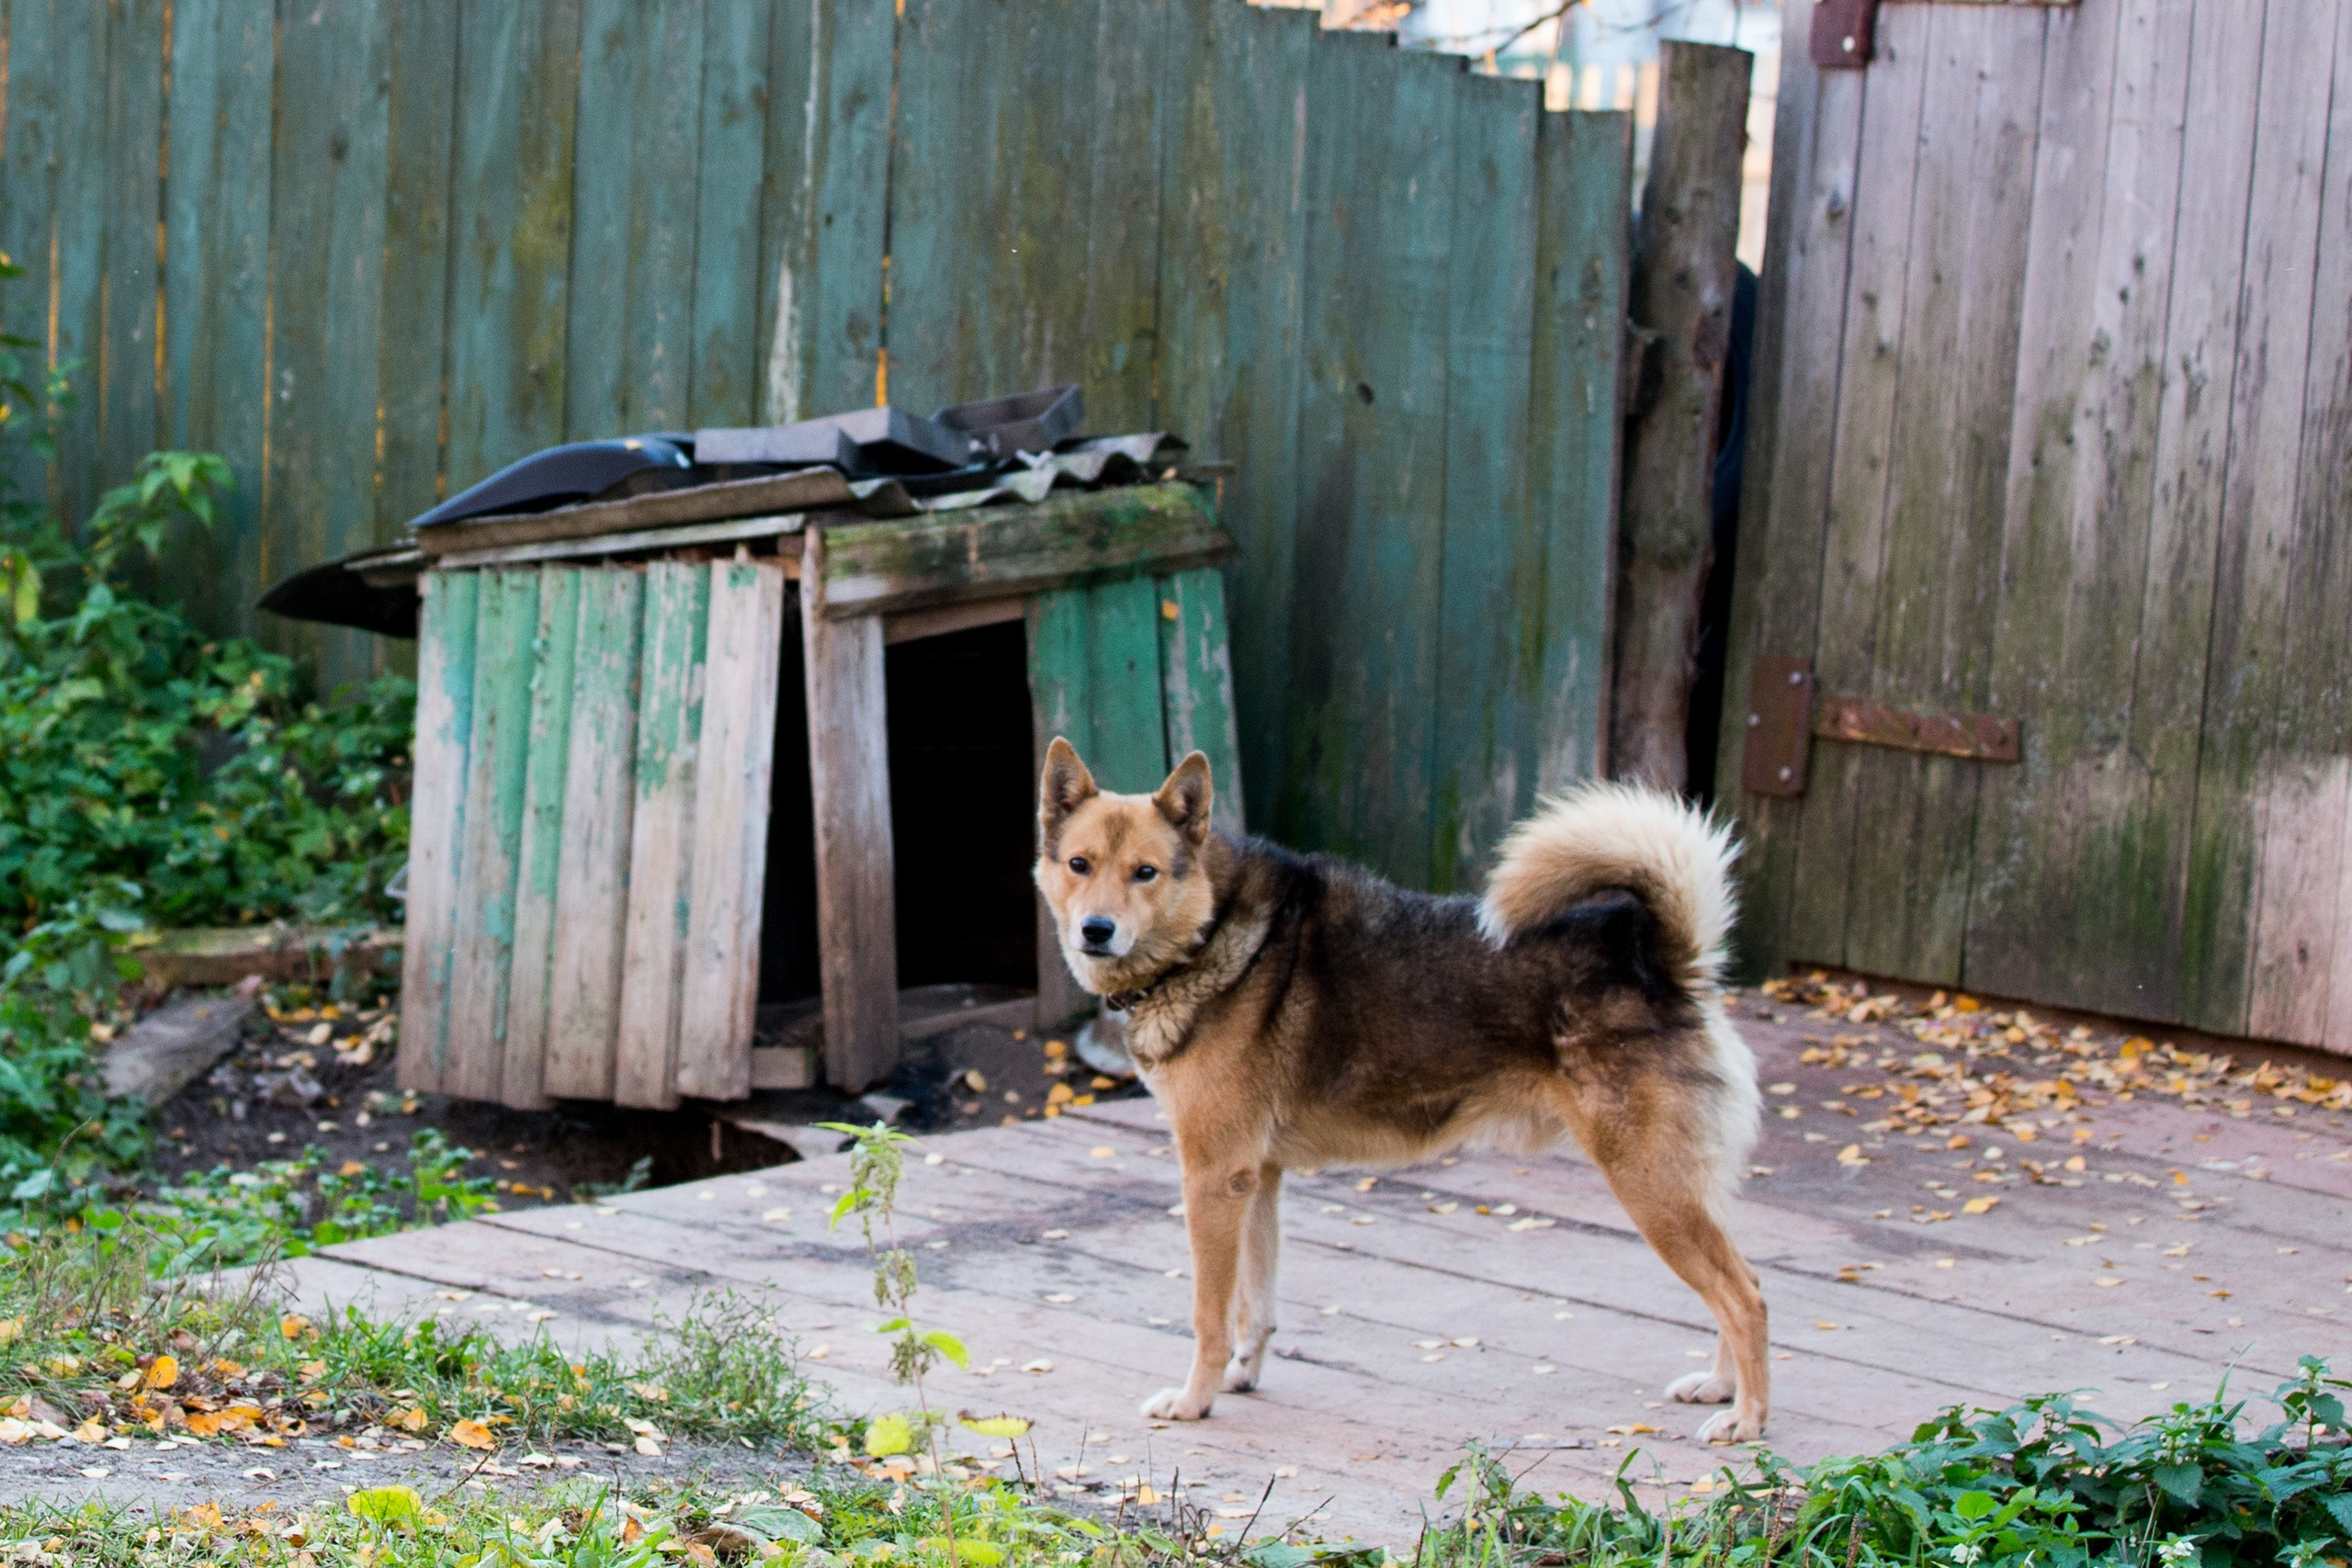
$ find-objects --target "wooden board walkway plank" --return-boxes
[546,569,647,1101]
[500,567,583,1111]
[616,561,712,1109]
[678,558,790,1100]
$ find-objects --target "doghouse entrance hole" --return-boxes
[886,619,1039,991]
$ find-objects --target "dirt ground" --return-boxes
[0,1428,809,1513]
[145,988,1145,1209]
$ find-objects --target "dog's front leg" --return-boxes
[1141,1163,1250,1420]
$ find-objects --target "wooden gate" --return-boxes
[1724,0,2352,1054]
[0,0,1632,895]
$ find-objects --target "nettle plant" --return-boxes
[823,1122,1035,1562]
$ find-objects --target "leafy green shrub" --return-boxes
[1417,1363,2352,1568]
[0,254,414,1179]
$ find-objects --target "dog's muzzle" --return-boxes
[1078,916,1118,955]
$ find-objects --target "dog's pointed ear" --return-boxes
[1040,737,1098,845]
[1153,750,1215,848]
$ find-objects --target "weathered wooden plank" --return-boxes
[677,558,789,1100]
[686,0,771,428]
[443,571,543,1104]
[2301,1,2352,1055]
[802,532,899,1090]
[616,561,712,1110]
[818,483,1231,619]
[757,0,892,423]
[1430,71,1539,893]
[501,568,582,1111]
[1155,569,1246,839]
[155,0,274,639]
[397,572,481,1096]
[444,0,583,490]
[1153,0,1314,833]
[1841,6,2048,986]
[1027,587,1094,1030]
[568,0,704,436]
[1524,108,1630,807]
[0,0,63,515]
[2246,0,2352,1049]
[414,469,854,557]
[1714,24,1865,978]
[435,513,806,570]
[378,1,459,543]
[1284,33,1455,886]
[545,568,646,1100]
[888,0,1160,424]
[2114,0,2267,1030]
[1609,42,1750,793]
[96,0,164,511]
[1781,4,1936,972]
[1964,0,2189,1010]
[48,2,114,532]
[1080,576,1169,795]
[268,0,393,687]
[2189,0,2343,1038]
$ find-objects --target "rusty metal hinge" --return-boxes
[1809,0,1878,69]
[1741,657,2021,798]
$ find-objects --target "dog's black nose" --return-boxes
[1080,916,1116,949]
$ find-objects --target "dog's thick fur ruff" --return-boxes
[1035,740,1770,1442]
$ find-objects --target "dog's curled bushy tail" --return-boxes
[1476,782,1739,992]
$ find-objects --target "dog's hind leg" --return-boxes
[1223,1162,1283,1392]
[1568,1101,1770,1441]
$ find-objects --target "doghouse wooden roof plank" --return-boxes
[817,480,1232,619]
[413,468,857,558]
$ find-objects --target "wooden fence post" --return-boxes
[1610,41,1750,791]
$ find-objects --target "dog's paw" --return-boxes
[1694,1405,1764,1445]
[1667,1370,1736,1405]
[1140,1386,1215,1421]
[1221,1361,1260,1393]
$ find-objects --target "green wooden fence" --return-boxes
[0,0,1629,892]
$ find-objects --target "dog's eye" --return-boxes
[1134,864,1158,883]
[1068,856,1091,875]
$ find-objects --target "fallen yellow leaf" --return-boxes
[1604,1423,1657,1435]
[1962,1196,1999,1215]
[145,1355,179,1391]
[447,1419,496,1450]
[280,1314,311,1340]
[389,1406,428,1432]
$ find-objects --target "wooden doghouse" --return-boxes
[396,479,1239,1106]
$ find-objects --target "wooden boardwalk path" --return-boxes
[265,1004,2351,1544]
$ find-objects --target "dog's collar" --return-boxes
[1102,900,1233,1016]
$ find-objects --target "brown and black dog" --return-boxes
[1034,738,1770,1440]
